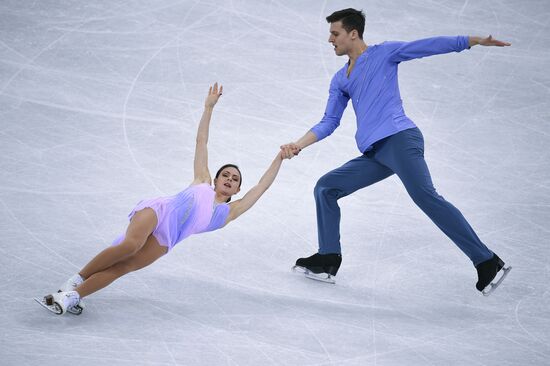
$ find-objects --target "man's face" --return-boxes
[328,21,354,56]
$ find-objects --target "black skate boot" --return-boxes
[475,253,512,296]
[292,253,342,284]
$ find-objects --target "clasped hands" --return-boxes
[280,143,302,160]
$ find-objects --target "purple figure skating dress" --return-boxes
[112,183,230,251]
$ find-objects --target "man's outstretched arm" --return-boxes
[280,131,318,159]
[387,35,510,63]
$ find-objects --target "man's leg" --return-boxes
[377,127,493,265]
[314,155,393,254]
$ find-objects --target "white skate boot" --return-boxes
[34,291,81,315]
[58,273,83,292]
[58,274,86,315]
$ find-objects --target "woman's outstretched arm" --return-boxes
[192,82,223,185]
[225,151,288,224]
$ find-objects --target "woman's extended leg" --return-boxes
[79,208,158,279]
[75,234,167,298]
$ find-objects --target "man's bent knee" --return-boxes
[315,178,343,200]
[409,185,443,207]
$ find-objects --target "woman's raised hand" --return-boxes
[205,82,223,109]
[280,143,301,159]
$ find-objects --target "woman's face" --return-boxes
[214,167,241,198]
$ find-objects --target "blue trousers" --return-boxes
[314,127,493,265]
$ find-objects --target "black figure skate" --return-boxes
[476,253,511,296]
[292,253,342,284]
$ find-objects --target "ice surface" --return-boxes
[1,1,549,365]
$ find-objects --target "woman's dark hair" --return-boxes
[215,164,242,202]
[326,8,366,39]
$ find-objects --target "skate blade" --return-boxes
[67,304,84,315]
[58,289,85,315]
[305,272,336,284]
[67,298,85,315]
[482,265,512,296]
[34,297,63,315]
[292,266,336,284]
[292,265,307,274]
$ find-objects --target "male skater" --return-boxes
[281,8,511,295]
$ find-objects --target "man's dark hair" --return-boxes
[326,8,365,39]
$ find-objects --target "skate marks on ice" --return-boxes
[0,0,548,364]
[482,265,512,296]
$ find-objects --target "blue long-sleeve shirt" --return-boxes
[310,36,470,153]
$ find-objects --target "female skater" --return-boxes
[37,83,293,315]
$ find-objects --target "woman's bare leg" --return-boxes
[75,234,167,298]
[79,208,158,279]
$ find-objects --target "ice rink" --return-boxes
[1,0,549,365]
